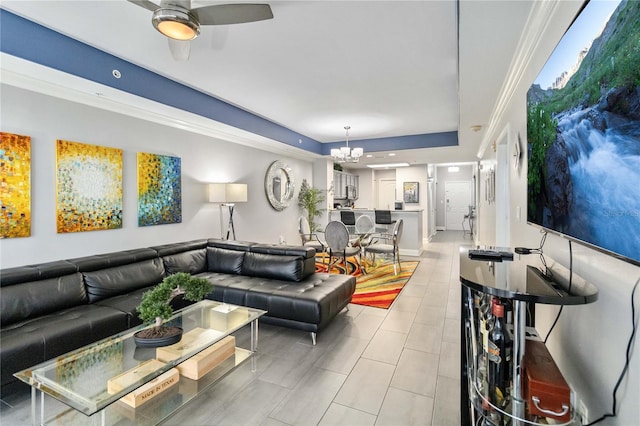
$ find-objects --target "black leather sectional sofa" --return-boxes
[0,239,356,390]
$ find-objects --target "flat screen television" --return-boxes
[526,0,640,266]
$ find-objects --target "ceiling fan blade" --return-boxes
[192,4,273,25]
[168,38,191,61]
[160,0,191,9]
[127,0,159,12]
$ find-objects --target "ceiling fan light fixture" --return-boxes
[152,7,200,40]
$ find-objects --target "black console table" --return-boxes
[459,246,598,425]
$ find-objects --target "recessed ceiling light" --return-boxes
[366,154,373,158]
[367,162,410,169]
[388,153,396,156]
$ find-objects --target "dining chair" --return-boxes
[324,221,361,274]
[364,218,403,275]
[354,214,375,246]
[298,216,326,254]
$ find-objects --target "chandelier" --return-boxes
[331,126,363,163]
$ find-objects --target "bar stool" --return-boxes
[340,210,356,226]
[374,210,396,233]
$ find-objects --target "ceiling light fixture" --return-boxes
[152,6,200,40]
[331,126,363,163]
[367,162,410,169]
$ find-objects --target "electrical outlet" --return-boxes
[279,236,286,245]
[578,399,589,424]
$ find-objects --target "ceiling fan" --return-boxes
[128,0,273,60]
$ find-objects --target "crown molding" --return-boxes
[477,0,563,159]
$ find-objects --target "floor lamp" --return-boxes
[208,183,248,240]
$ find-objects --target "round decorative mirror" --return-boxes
[265,160,295,211]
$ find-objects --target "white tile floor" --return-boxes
[0,231,468,426]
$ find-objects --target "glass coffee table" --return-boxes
[15,300,266,425]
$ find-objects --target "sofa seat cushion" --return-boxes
[94,287,149,328]
[95,288,197,328]
[199,272,355,332]
[0,305,129,387]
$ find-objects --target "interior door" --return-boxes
[378,179,396,210]
[445,181,471,230]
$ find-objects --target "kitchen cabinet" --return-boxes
[333,171,359,199]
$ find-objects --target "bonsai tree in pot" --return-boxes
[134,272,213,347]
[298,179,326,233]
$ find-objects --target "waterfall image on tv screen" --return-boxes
[527,0,640,265]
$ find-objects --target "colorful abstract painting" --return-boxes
[1,132,31,238]
[56,140,123,233]
[137,152,182,226]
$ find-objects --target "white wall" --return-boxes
[476,158,497,246]
[476,2,640,423]
[353,168,374,210]
[0,84,313,267]
[396,165,429,241]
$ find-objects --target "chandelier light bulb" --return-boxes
[331,125,364,163]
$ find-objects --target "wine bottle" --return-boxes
[488,301,511,411]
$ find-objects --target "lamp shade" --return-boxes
[208,183,248,203]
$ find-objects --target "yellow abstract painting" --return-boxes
[1,132,31,238]
[56,140,123,233]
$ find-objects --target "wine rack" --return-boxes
[459,247,598,426]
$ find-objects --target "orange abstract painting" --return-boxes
[0,132,31,238]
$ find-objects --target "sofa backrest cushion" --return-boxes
[161,248,207,275]
[0,260,78,286]
[1,272,87,326]
[250,244,315,259]
[241,252,307,282]
[249,244,316,280]
[82,258,165,303]
[207,247,245,274]
[207,239,254,252]
[152,239,208,257]
[69,248,159,272]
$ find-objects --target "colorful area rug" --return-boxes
[315,255,420,309]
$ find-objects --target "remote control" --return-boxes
[468,249,514,262]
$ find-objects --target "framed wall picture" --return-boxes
[56,140,123,233]
[0,132,31,238]
[137,152,182,226]
[403,182,419,203]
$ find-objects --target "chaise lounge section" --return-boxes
[0,238,355,390]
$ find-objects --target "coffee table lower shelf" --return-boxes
[36,347,254,426]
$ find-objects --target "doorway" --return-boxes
[445,181,472,230]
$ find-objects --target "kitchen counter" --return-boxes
[329,209,423,255]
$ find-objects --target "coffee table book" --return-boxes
[107,360,180,408]
[156,328,236,380]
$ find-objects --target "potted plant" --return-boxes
[134,272,213,347]
[298,179,326,233]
